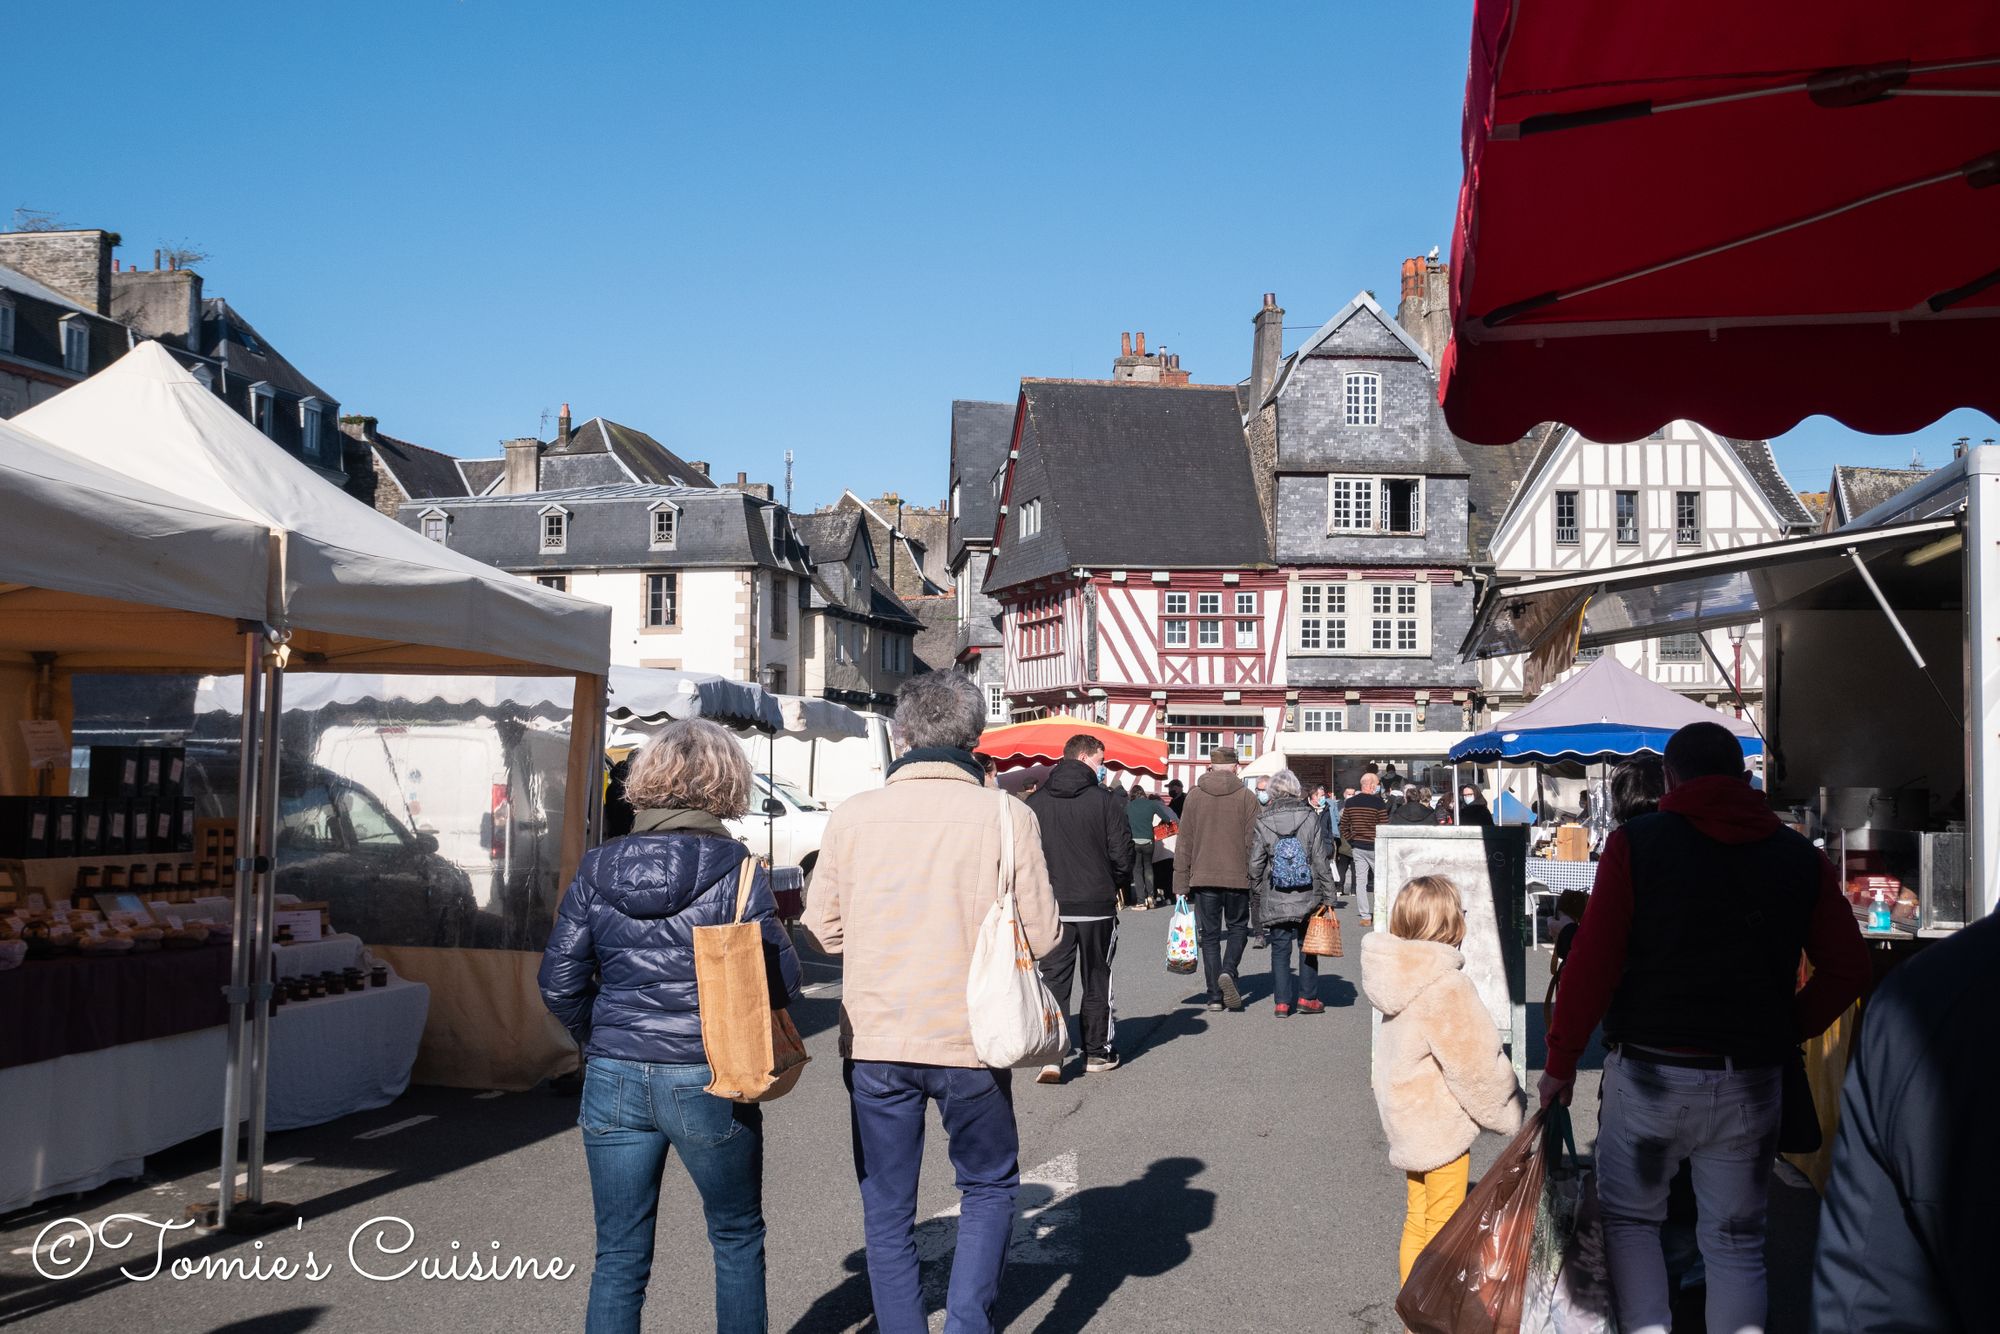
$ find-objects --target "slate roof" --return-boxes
[1465,423,1555,562]
[947,400,1015,565]
[790,510,923,628]
[374,430,472,501]
[199,298,333,403]
[458,458,505,494]
[907,594,960,672]
[985,381,1267,592]
[526,417,720,490]
[408,484,809,574]
[791,510,864,567]
[0,261,95,315]
[1261,291,1436,408]
[1726,437,1816,529]
[1833,466,1933,526]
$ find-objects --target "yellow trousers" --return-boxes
[1399,1153,1471,1285]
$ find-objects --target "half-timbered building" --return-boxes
[983,372,1285,786]
[1480,420,1817,720]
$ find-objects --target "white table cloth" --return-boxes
[1,975,428,1213]
[273,933,365,979]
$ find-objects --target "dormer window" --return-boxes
[300,397,329,465]
[419,508,449,543]
[0,296,14,354]
[649,502,678,550]
[1017,498,1043,539]
[250,382,277,438]
[59,314,89,374]
[539,505,570,553]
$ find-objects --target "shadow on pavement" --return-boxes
[211,1308,333,1333]
[1113,1007,1211,1066]
[786,1156,1215,1334]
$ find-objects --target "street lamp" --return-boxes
[1725,624,1746,718]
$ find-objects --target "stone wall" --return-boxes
[0,231,113,313]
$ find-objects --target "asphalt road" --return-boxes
[0,897,1821,1332]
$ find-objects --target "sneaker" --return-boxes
[1358,916,1373,928]
[1250,937,1268,950]
[1207,1000,1225,1012]
[1036,1063,1064,1085]
[1218,973,1244,1012]
[1085,1051,1121,1073]
[1273,1003,1292,1018]
[1295,998,1325,1015]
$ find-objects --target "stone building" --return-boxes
[820,490,950,600]
[790,510,925,709]
[944,399,1015,724]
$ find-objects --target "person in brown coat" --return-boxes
[1171,747,1260,1011]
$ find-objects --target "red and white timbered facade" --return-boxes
[1000,568,1290,787]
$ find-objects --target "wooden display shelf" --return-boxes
[0,853,205,898]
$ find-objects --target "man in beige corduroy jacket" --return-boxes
[803,671,1059,1334]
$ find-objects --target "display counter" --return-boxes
[0,940,231,1069]
[1,974,429,1214]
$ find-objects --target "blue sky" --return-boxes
[11,3,1991,510]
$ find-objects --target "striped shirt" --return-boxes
[1338,792,1391,849]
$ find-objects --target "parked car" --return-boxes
[724,773,831,883]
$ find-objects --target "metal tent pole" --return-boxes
[1968,450,2000,917]
[213,628,264,1229]
[243,645,285,1209]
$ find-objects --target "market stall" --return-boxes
[13,343,612,1225]
[975,719,1168,778]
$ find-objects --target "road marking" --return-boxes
[920,1152,1080,1329]
[802,981,841,996]
[355,1115,435,1140]
[474,1090,506,1100]
[203,1157,312,1190]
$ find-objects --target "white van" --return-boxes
[725,773,832,881]
[753,713,897,810]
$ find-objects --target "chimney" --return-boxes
[110,266,204,346]
[1121,332,1132,357]
[0,229,116,314]
[1161,352,1190,387]
[689,460,710,478]
[502,436,542,494]
[558,402,572,446]
[1134,331,1146,356]
[1250,292,1285,406]
[737,471,748,485]
[1395,253,1451,369]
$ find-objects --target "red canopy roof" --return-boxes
[1441,1,2000,445]
[975,720,1168,779]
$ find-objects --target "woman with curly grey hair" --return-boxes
[540,717,802,1334]
[1248,768,1336,1017]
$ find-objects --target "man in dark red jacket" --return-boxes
[1540,722,1867,1334]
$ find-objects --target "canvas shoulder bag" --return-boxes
[966,791,1070,1068]
[695,855,810,1102]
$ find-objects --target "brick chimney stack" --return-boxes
[1250,292,1284,406]
[1112,329,1186,384]
[1396,253,1451,369]
[558,402,572,446]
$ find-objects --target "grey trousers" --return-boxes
[1350,846,1376,920]
[1596,1048,1782,1334]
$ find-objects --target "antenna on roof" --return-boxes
[538,408,552,442]
[1910,445,1923,468]
[784,449,795,513]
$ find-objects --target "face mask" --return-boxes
[1256,789,1270,804]
[1096,764,1108,781]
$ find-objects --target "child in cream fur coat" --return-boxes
[1362,874,1526,1285]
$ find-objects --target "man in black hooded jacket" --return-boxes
[1026,733,1136,1082]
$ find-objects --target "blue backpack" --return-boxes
[1270,833,1313,889]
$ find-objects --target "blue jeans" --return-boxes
[1595,1048,1782,1334]
[580,1057,766,1334]
[846,1061,1020,1334]
[1266,923,1319,1007]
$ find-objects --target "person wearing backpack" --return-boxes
[1247,768,1335,1017]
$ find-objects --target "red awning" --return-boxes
[1441,1,2000,445]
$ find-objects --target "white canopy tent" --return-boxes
[17,343,613,1229]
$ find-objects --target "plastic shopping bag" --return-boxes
[1397,1109,1554,1334]
[966,792,1070,1068]
[1522,1107,1620,1333]
[1166,896,1199,974]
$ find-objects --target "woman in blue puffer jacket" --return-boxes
[540,718,803,1334]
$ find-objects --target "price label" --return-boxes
[52,899,71,914]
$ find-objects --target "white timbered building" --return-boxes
[984,371,1286,786]
[1481,420,1817,719]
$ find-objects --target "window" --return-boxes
[1675,491,1701,545]
[1554,491,1580,545]
[1657,632,1703,662]
[1166,731,1188,760]
[59,315,88,374]
[1575,644,1604,663]
[1197,619,1221,648]
[340,787,406,849]
[1370,584,1421,653]
[1371,708,1416,733]
[1018,594,1063,658]
[1017,498,1043,539]
[1301,706,1346,732]
[1197,593,1221,616]
[1295,582,1347,652]
[1616,490,1639,545]
[1162,591,1189,648]
[541,510,568,551]
[1235,618,1258,648]
[300,399,328,464]
[770,575,788,636]
[1327,477,1375,532]
[1195,730,1223,758]
[1235,731,1260,759]
[645,572,678,627]
[1235,592,1257,616]
[1327,475,1422,534]
[420,512,447,543]
[765,666,786,694]
[250,382,276,438]
[536,574,567,592]
[0,298,15,354]
[1343,372,1380,426]
[986,684,1006,721]
[880,634,910,674]
[951,483,960,519]
[650,505,678,550]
